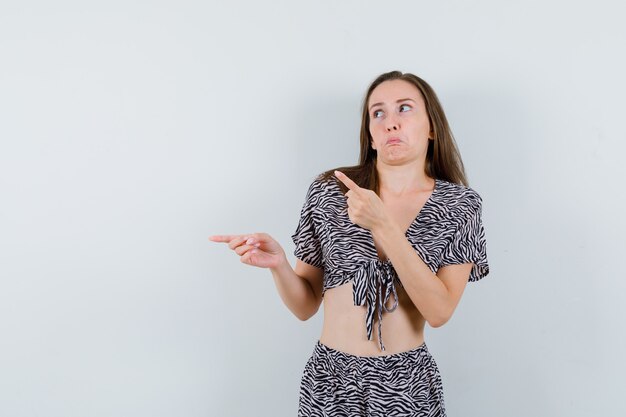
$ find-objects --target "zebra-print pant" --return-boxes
[298,340,447,416]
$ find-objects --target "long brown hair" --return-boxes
[318,70,468,194]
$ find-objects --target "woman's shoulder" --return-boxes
[307,171,343,192]
[301,172,344,203]
[435,177,483,211]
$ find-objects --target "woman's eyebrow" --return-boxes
[369,98,416,111]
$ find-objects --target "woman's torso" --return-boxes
[293,174,482,357]
[319,179,434,356]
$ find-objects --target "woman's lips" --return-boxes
[386,138,402,144]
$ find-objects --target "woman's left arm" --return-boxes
[370,221,472,328]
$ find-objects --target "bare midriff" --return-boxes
[319,281,426,357]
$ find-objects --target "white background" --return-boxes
[1,1,624,416]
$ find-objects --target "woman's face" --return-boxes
[367,79,432,166]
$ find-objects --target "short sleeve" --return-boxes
[439,198,489,282]
[290,179,325,269]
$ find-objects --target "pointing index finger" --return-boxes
[334,170,360,191]
[209,235,241,242]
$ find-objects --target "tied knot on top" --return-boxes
[352,259,399,351]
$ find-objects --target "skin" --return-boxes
[209,79,474,356]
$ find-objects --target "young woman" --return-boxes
[210,70,490,416]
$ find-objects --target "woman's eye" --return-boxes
[372,110,383,118]
[399,104,411,112]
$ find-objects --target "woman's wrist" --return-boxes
[269,252,292,274]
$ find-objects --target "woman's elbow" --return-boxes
[428,312,452,328]
[296,311,317,321]
[295,303,321,321]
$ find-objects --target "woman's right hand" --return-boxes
[208,233,286,269]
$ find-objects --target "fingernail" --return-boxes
[246,238,253,245]
[254,243,260,247]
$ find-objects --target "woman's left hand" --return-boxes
[334,170,389,231]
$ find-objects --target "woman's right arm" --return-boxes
[271,258,323,321]
[209,233,323,321]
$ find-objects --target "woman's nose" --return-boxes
[385,118,399,131]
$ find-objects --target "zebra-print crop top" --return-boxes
[291,174,490,351]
